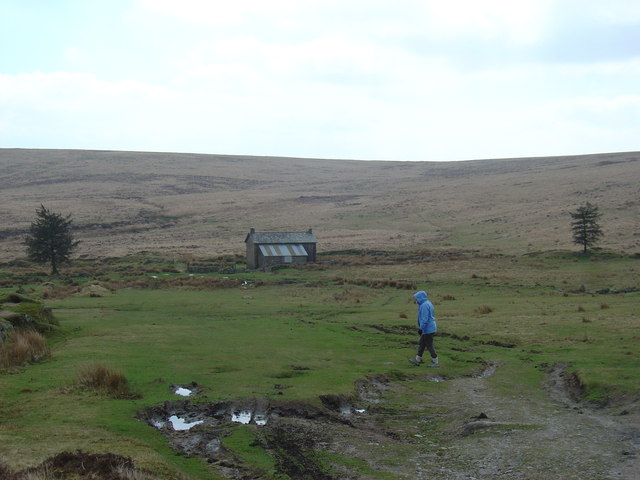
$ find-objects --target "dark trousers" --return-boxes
[417,333,437,359]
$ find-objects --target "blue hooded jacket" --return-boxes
[414,290,436,334]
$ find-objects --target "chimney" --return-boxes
[307,227,313,234]
[250,227,255,234]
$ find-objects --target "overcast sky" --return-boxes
[1,0,639,161]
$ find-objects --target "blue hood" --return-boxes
[413,290,428,305]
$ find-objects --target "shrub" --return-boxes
[475,305,493,315]
[441,294,456,301]
[0,329,50,368]
[76,363,140,399]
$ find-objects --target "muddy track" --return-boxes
[138,365,639,479]
[3,366,637,479]
[414,362,640,479]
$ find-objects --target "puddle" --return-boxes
[168,415,204,431]
[230,409,270,425]
[231,410,252,424]
[339,405,367,416]
[429,376,445,382]
[172,382,202,397]
[320,394,367,418]
[175,387,193,397]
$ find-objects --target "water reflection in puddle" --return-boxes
[229,410,269,425]
[168,415,204,431]
[175,387,193,397]
[339,406,367,416]
[231,411,252,424]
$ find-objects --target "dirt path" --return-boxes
[408,362,640,479]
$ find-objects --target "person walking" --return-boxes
[409,290,439,367]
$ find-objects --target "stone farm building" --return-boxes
[245,228,317,269]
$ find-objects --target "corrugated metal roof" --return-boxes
[259,244,308,257]
[248,231,317,244]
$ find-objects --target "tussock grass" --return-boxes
[76,363,140,399]
[0,330,50,369]
[0,452,160,480]
[474,305,494,314]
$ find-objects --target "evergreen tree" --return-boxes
[570,202,603,253]
[24,205,79,275]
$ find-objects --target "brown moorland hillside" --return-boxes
[0,148,638,260]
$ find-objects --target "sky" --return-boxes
[1,0,639,161]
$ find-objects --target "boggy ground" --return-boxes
[139,364,639,479]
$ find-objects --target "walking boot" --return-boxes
[408,355,423,366]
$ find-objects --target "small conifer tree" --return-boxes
[24,205,79,275]
[570,202,603,253]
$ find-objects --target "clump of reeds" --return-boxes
[76,363,140,399]
[0,329,50,369]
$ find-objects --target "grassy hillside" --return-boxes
[0,148,638,260]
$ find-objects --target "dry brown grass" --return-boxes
[0,149,638,262]
[0,451,161,480]
[333,276,416,290]
[474,305,494,315]
[76,363,139,399]
[0,330,50,368]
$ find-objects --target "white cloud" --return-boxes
[1,0,638,160]
[137,0,301,27]
[418,0,552,45]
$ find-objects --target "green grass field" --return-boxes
[0,251,638,479]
